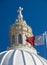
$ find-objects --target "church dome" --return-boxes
[0,7,47,65]
[0,48,47,65]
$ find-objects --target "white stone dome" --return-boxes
[0,48,47,65]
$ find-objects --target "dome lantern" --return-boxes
[9,7,33,49]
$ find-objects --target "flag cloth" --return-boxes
[26,36,35,46]
[26,34,44,46]
[34,35,44,46]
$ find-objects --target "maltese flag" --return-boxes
[26,34,44,46]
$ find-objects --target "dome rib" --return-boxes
[21,51,26,65]
[31,53,44,65]
[38,55,47,64]
[1,50,14,65]
[13,50,24,65]
[35,55,44,65]
[27,52,37,65]
[8,50,15,65]
[0,51,6,63]
[23,51,36,65]
[21,50,47,65]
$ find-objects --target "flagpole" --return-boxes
[43,31,47,59]
[45,31,47,48]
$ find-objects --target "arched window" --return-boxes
[12,35,15,44]
[18,34,22,44]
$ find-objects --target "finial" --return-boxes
[17,7,23,21]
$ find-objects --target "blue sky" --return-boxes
[0,0,47,59]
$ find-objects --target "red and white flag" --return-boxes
[26,34,44,46]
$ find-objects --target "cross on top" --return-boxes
[17,7,23,15]
[17,7,23,20]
